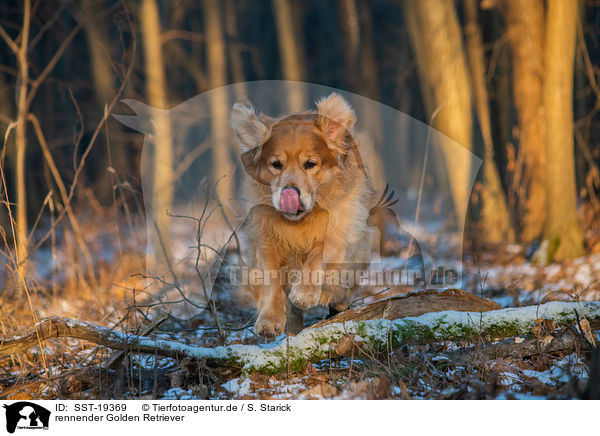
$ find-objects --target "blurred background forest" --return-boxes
[0,0,600,329]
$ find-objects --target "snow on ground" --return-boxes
[222,378,252,396]
[161,387,201,400]
[470,249,600,305]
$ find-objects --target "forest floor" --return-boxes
[1,213,600,400]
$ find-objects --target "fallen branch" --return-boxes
[2,301,600,374]
[312,288,500,328]
[441,329,586,368]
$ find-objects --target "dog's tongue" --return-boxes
[280,188,301,214]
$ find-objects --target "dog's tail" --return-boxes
[367,183,398,230]
[369,184,398,217]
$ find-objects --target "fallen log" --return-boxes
[2,301,600,374]
[312,288,501,328]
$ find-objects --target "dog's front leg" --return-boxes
[255,281,287,338]
[254,246,287,338]
[288,242,324,310]
[319,237,353,310]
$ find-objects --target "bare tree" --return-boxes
[1,1,132,287]
[204,0,235,208]
[338,0,383,150]
[338,0,360,78]
[4,0,32,281]
[464,0,514,243]
[0,60,14,235]
[140,0,174,263]
[503,0,546,242]
[84,0,128,198]
[225,0,247,99]
[403,0,473,224]
[271,0,306,112]
[543,0,584,259]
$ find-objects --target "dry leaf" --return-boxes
[532,318,555,338]
[579,318,596,346]
[303,383,337,399]
[335,334,356,355]
[339,375,392,399]
[396,380,410,400]
[540,335,553,348]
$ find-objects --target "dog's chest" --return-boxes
[248,204,328,254]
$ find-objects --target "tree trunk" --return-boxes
[356,0,379,102]
[503,0,546,242]
[140,0,174,264]
[84,0,128,199]
[0,65,13,236]
[337,0,385,190]
[14,0,31,281]
[543,0,584,260]
[271,0,306,112]
[464,0,514,243]
[204,0,235,210]
[338,0,379,101]
[225,0,247,100]
[84,2,114,109]
[403,0,473,225]
[338,0,360,80]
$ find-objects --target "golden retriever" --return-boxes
[230,93,376,337]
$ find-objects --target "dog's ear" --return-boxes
[230,101,271,152]
[316,93,356,154]
[240,146,270,185]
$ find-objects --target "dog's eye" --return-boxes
[271,160,283,170]
[304,160,317,170]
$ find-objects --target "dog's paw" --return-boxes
[318,289,334,306]
[320,285,350,308]
[255,311,286,338]
[289,283,322,309]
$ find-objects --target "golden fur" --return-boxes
[230,94,376,337]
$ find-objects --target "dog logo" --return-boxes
[3,402,50,433]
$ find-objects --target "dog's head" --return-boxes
[230,94,357,221]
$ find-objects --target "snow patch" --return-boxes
[222,378,252,396]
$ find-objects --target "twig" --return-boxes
[0,25,20,53]
[409,104,442,255]
[28,113,96,282]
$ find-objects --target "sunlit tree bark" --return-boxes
[503,0,546,242]
[338,0,360,76]
[403,0,473,225]
[543,0,584,260]
[271,0,306,112]
[204,0,235,209]
[140,0,174,263]
[464,0,514,243]
[0,56,14,242]
[14,0,32,279]
[84,0,127,201]
[84,2,113,108]
[225,0,247,100]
